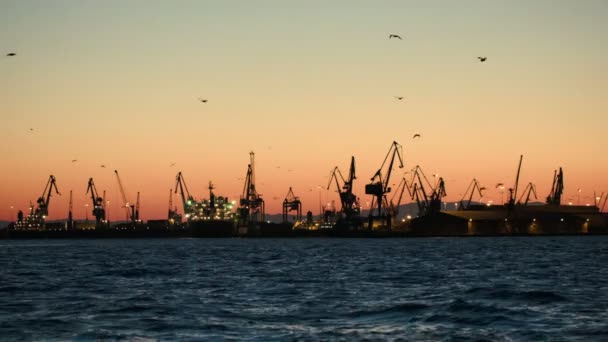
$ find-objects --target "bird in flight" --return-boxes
[198,97,208,103]
[100,165,106,168]
[496,183,504,188]
[395,96,404,100]
[412,134,421,139]
[71,159,78,163]
[6,53,16,57]
[170,162,176,167]
[28,128,34,132]
[477,56,487,62]
[388,34,402,40]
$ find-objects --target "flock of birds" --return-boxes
[190,34,486,144]
[6,33,487,169]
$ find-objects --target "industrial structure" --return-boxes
[365,141,404,230]
[86,178,106,229]
[14,175,61,230]
[3,145,608,238]
[282,187,302,223]
[239,152,265,225]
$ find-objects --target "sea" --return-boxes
[1,237,607,341]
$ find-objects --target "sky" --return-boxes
[1,0,607,221]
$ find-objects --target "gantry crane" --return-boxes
[239,152,265,224]
[114,170,135,223]
[86,178,106,229]
[327,156,360,220]
[174,171,195,220]
[365,141,404,229]
[282,187,302,223]
[460,178,485,210]
[546,168,564,205]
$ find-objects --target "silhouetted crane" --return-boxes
[282,187,302,223]
[239,152,265,224]
[86,178,106,229]
[518,182,538,206]
[546,168,564,205]
[327,156,360,220]
[114,170,135,223]
[174,171,195,221]
[460,178,484,210]
[365,141,404,230]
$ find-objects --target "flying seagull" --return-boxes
[395,96,404,100]
[388,34,402,40]
[6,53,16,57]
[170,162,176,167]
[477,56,487,62]
[28,128,34,132]
[198,97,208,103]
[71,159,78,163]
[412,134,421,139]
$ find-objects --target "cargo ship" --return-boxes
[175,172,236,237]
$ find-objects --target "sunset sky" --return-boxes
[1,0,607,221]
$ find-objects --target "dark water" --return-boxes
[1,237,608,341]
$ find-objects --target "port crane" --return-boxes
[460,178,485,210]
[388,177,411,221]
[517,182,538,205]
[86,178,106,228]
[409,166,446,216]
[365,141,404,229]
[282,187,302,223]
[546,168,564,205]
[114,170,135,224]
[327,156,360,220]
[174,172,195,221]
[167,188,182,224]
[34,175,61,221]
[507,155,524,209]
[239,152,265,224]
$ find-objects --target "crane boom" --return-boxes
[114,170,132,221]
